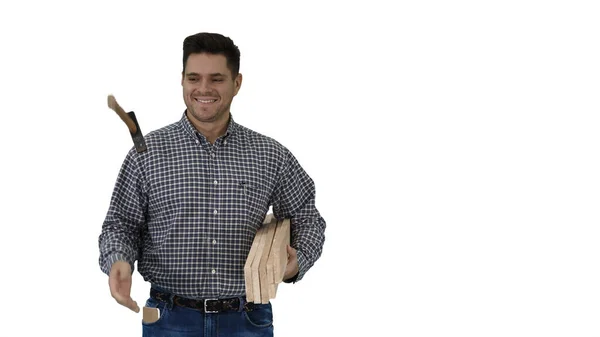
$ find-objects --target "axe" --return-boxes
[107,95,147,153]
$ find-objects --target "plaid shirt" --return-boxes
[98,112,326,299]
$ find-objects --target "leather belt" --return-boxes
[150,288,255,313]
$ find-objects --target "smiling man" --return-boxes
[183,52,241,138]
[98,32,326,336]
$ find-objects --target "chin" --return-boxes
[190,110,221,123]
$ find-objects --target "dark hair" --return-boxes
[182,32,241,77]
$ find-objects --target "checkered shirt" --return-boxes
[98,112,326,299]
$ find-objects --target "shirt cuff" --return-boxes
[105,253,135,275]
[283,249,307,283]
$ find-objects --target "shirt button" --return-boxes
[224,140,228,145]
[213,180,218,185]
[211,153,215,158]
[214,209,218,215]
[212,240,217,244]
[211,269,216,274]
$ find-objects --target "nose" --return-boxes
[197,78,213,94]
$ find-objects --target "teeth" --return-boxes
[196,98,217,103]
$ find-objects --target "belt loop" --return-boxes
[166,293,175,310]
[238,297,244,312]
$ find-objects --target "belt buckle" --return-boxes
[204,299,219,313]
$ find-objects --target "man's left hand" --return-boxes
[283,245,299,281]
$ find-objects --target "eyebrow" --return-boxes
[185,72,227,78]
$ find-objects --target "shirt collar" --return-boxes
[179,110,240,142]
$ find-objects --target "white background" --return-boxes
[1,0,599,336]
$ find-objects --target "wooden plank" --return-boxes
[270,219,284,285]
[267,218,289,299]
[244,214,273,303]
[259,220,277,304]
[273,219,291,283]
[244,226,263,302]
[250,219,270,303]
[245,215,291,303]
[266,243,277,300]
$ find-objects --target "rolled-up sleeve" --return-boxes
[98,148,147,275]
[272,149,326,282]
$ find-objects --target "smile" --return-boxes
[195,98,218,103]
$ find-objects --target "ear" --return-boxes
[233,73,243,96]
[181,71,185,86]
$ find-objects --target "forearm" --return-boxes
[289,210,326,282]
[98,148,147,275]
[98,215,142,275]
[274,148,326,282]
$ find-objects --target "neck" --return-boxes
[187,111,230,144]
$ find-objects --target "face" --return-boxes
[182,53,242,125]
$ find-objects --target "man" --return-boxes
[98,32,326,336]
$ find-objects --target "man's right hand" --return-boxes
[109,260,140,313]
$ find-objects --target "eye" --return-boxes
[213,79,224,83]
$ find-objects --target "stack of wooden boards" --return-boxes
[244,214,291,304]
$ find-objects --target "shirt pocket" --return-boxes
[238,179,270,227]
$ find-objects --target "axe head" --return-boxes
[127,111,147,153]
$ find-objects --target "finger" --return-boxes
[109,272,137,311]
[110,287,128,306]
[126,299,140,313]
[114,291,139,312]
[286,245,297,257]
[116,295,139,312]
[283,259,299,280]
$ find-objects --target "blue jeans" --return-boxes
[141,293,274,337]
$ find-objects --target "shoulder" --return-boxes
[143,120,183,144]
[121,118,187,163]
[235,123,291,159]
[137,119,193,156]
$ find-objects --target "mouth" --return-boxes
[194,97,218,104]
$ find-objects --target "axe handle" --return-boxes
[107,95,137,134]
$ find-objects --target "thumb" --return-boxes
[287,244,296,257]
